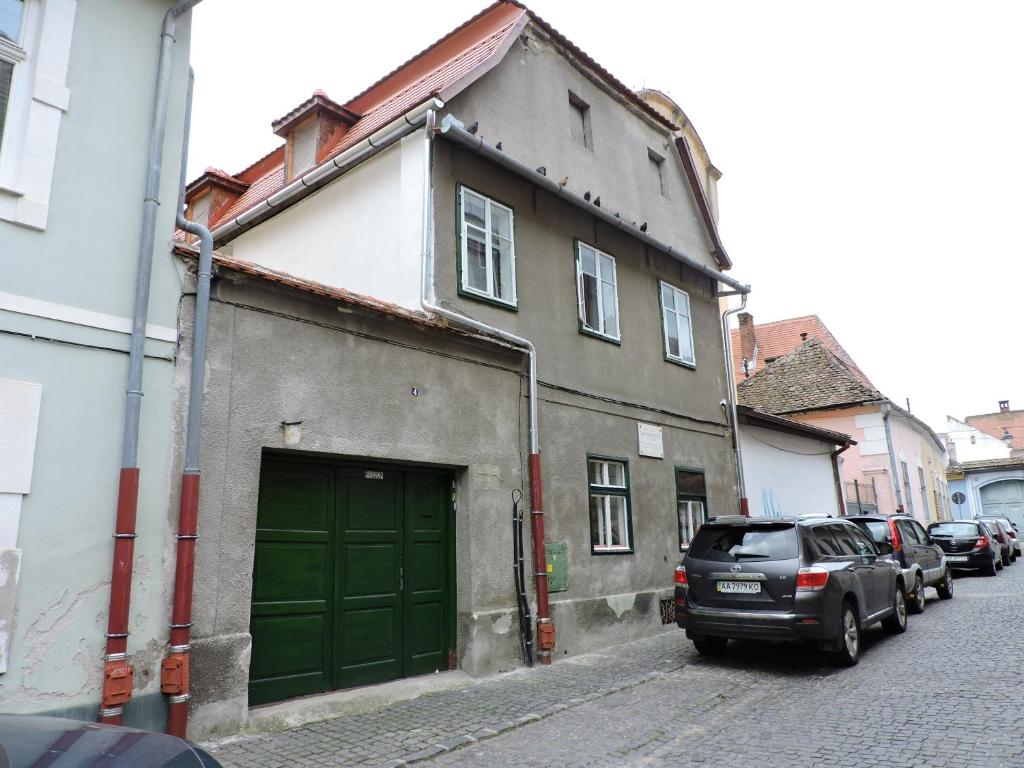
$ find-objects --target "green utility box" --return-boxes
[545,541,568,592]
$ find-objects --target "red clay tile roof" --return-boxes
[730,315,873,387]
[190,1,681,235]
[947,457,1024,474]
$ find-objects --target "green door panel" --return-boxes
[404,473,451,676]
[335,468,404,688]
[249,459,454,705]
[249,462,334,706]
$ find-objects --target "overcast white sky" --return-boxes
[187,1,1024,434]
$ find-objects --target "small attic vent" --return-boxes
[272,90,361,182]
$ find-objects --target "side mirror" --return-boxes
[875,541,894,555]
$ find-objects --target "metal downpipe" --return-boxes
[102,0,202,725]
[162,67,213,739]
[721,294,749,515]
[419,109,554,662]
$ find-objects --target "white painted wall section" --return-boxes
[740,424,839,518]
[855,412,888,455]
[230,135,426,311]
[0,378,41,674]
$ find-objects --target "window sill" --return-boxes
[578,325,621,346]
[457,286,518,312]
[591,547,634,556]
[665,354,696,370]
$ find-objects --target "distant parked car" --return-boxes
[977,516,1020,560]
[0,715,223,767]
[846,514,952,612]
[927,520,1001,576]
[675,515,907,666]
[980,519,1014,567]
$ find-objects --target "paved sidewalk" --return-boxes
[207,630,693,767]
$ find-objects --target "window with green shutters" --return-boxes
[660,280,695,366]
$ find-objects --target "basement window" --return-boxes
[660,281,695,366]
[568,91,592,149]
[576,241,619,341]
[458,186,516,307]
[589,457,632,553]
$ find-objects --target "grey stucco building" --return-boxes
[177,1,749,738]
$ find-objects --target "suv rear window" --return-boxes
[858,521,891,544]
[687,523,798,562]
[928,522,979,537]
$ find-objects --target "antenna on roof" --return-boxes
[906,397,911,413]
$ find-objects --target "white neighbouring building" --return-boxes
[736,406,855,519]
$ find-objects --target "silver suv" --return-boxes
[674,515,907,665]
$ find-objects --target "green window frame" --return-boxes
[659,280,695,367]
[457,184,517,309]
[575,241,620,342]
[587,455,633,554]
[676,467,707,550]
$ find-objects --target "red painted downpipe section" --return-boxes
[100,470,140,723]
[528,453,553,663]
[164,473,199,737]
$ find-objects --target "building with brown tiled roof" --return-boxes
[965,400,1024,456]
[737,336,949,524]
[171,0,752,738]
[946,456,1024,528]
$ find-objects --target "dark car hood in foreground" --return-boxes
[0,715,221,767]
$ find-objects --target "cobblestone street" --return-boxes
[209,563,1024,767]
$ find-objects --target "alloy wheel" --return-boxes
[844,608,859,657]
[895,589,907,628]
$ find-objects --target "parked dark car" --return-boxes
[846,514,952,612]
[983,518,1015,565]
[0,715,223,767]
[974,520,1015,561]
[927,520,1001,576]
[675,515,907,666]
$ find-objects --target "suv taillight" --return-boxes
[975,536,989,549]
[674,565,688,585]
[888,519,902,552]
[796,567,829,591]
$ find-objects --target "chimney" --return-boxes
[272,90,361,182]
[738,312,756,365]
[999,400,1010,413]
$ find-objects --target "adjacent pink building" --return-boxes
[733,315,949,522]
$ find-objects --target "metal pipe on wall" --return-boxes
[419,108,555,663]
[721,294,749,515]
[162,67,214,739]
[102,0,203,726]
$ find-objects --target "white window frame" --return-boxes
[458,185,517,307]
[575,241,620,341]
[660,280,696,366]
[0,0,76,230]
[588,458,631,553]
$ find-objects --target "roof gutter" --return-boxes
[437,114,750,295]
[210,98,445,245]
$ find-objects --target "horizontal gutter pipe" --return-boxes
[437,115,751,296]
[102,0,202,726]
[163,67,213,739]
[722,293,749,515]
[419,109,553,662]
[210,99,445,245]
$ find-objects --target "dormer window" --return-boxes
[184,167,250,236]
[190,192,211,228]
[272,90,360,183]
[289,119,317,179]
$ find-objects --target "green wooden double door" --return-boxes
[249,458,454,706]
